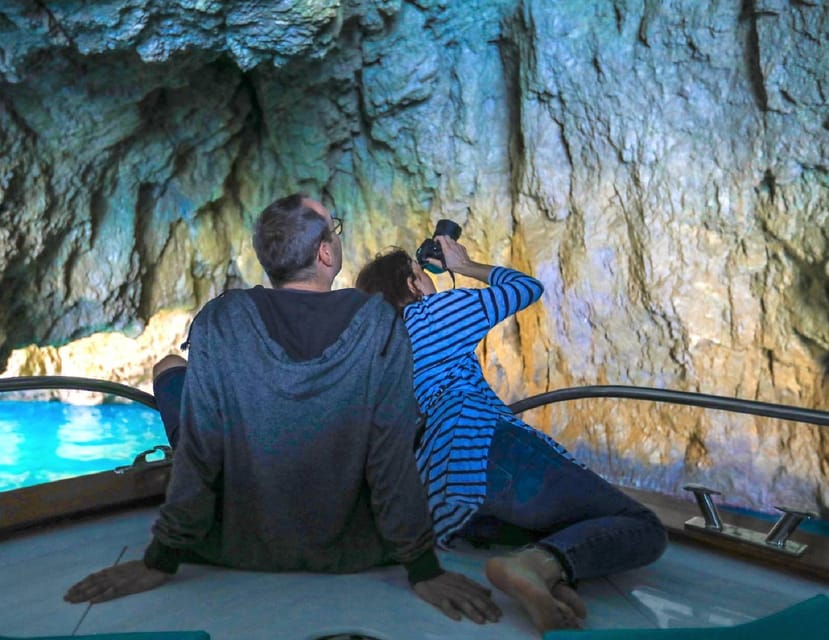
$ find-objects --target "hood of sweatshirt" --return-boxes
[192,288,398,401]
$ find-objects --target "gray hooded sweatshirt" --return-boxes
[147,288,436,575]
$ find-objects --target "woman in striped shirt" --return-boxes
[356,235,667,632]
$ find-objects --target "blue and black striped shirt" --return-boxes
[403,266,577,546]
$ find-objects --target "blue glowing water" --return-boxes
[0,400,167,492]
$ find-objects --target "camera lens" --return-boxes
[416,219,461,275]
[434,219,462,240]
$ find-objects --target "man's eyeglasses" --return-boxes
[330,215,343,235]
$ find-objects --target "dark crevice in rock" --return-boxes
[497,14,524,207]
[612,1,624,33]
[0,254,35,360]
[686,36,708,63]
[88,185,109,251]
[795,259,829,313]
[638,0,661,47]
[684,431,710,470]
[138,86,167,122]
[557,122,574,200]
[235,71,264,134]
[740,0,770,112]
[0,92,38,152]
[446,46,465,152]
[15,45,91,95]
[135,181,156,319]
[793,329,829,375]
[353,67,394,158]
[780,88,798,105]
[759,168,777,201]
[137,86,186,160]
[617,186,649,302]
[221,72,264,224]
[758,202,829,353]
[763,347,775,380]
[33,0,75,48]
[591,55,604,79]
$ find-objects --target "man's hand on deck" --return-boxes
[64,560,171,604]
[414,570,503,623]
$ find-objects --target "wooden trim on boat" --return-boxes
[621,486,829,582]
[0,461,170,539]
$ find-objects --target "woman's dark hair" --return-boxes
[355,248,419,315]
[252,193,332,286]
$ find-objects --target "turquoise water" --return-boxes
[0,400,168,492]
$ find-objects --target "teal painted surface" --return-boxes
[544,594,829,639]
[0,633,209,639]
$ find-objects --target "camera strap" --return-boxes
[439,256,457,288]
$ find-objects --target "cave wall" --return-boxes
[1,0,827,514]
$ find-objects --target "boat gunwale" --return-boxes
[1,375,827,582]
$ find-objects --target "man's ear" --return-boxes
[407,275,420,297]
[318,240,334,268]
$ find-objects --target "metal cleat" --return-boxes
[765,506,817,550]
[114,445,172,474]
[683,484,724,531]
[682,485,813,557]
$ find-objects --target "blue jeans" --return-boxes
[153,365,188,450]
[459,420,667,582]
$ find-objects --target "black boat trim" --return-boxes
[3,376,827,427]
[0,375,157,410]
[508,385,829,426]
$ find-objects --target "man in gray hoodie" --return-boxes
[65,194,501,625]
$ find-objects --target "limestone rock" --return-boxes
[0,0,827,517]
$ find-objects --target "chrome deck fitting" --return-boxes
[682,484,817,557]
[114,445,173,474]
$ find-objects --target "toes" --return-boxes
[551,582,588,619]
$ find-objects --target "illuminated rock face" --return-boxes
[1,2,827,515]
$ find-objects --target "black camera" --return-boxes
[416,219,462,274]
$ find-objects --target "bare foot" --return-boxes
[551,581,587,619]
[485,548,587,632]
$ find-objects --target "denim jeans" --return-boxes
[153,365,187,450]
[459,420,668,582]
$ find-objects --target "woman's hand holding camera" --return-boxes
[432,236,494,283]
[432,235,470,271]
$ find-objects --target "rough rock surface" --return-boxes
[0,0,827,516]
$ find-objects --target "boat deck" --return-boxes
[1,505,828,639]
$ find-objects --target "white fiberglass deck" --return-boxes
[1,505,828,639]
